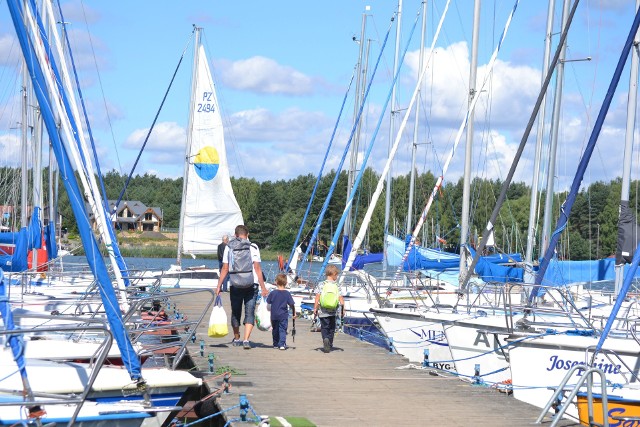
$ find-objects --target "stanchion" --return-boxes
[473,363,481,385]
[240,393,249,421]
[223,373,231,394]
[422,349,430,368]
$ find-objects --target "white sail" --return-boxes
[180,44,243,256]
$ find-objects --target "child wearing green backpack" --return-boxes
[313,264,345,353]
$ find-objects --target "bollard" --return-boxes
[208,353,214,373]
[473,363,481,385]
[200,340,205,357]
[388,337,394,354]
[239,393,249,421]
[422,349,430,368]
[223,373,231,394]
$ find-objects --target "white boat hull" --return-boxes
[372,307,455,371]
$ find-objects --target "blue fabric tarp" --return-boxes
[341,236,383,270]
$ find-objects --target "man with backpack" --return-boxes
[313,264,345,353]
[216,225,269,349]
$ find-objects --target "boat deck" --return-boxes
[168,289,579,426]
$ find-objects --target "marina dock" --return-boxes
[168,290,580,426]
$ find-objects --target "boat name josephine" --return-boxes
[546,355,621,375]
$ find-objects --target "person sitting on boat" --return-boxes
[216,225,269,350]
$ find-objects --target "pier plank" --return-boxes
[169,290,579,426]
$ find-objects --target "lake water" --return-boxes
[63,255,327,283]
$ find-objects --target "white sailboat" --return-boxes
[3,1,208,422]
[152,27,243,289]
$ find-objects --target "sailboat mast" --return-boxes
[524,0,556,273]
[20,64,29,230]
[346,10,368,241]
[459,0,481,276]
[176,26,201,266]
[407,0,427,235]
[540,0,570,255]
[384,0,402,275]
[614,0,640,295]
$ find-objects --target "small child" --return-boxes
[266,273,296,350]
[313,264,345,353]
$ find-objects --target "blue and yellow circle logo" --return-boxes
[193,146,220,181]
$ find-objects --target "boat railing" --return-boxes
[629,320,640,347]
[123,288,216,370]
[0,324,115,426]
[449,281,600,334]
[586,345,640,385]
[535,363,609,427]
[8,309,111,341]
[524,284,598,330]
[125,270,166,294]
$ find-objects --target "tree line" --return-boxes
[23,167,633,261]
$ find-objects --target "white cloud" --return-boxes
[0,33,20,67]
[227,107,329,143]
[404,41,541,129]
[0,133,21,167]
[217,56,318,96]
[124,121,186,152]
[120,38,634,190]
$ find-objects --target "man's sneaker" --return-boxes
[231,338,241,347]
[243,340,251,350]
[323,338,331,353]
[279,346,286,350]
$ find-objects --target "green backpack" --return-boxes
[319,281,340,310]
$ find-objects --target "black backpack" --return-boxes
[227,238,255,288]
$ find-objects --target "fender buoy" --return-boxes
[277,254,285,271]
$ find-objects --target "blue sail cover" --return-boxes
[0,207,42,248]
[0,228,28,272]
[7,0,142,380]
[342,236,383,270]
[351,252,383,270]
[0,269,27,380]
[386,235,459,270]
[0,207,42,272]
[44,222,58,259]
[26,207,42,250]
[469,243,639,285]
[473,250,640,286]
[386,235,522,273]
[469,247,524,282]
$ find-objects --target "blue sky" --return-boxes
[0,0,637,192]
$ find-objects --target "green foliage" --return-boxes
[25,167,637,262]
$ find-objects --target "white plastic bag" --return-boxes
[256,296,272,332]
[208,296,229,338]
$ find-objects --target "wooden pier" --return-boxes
[167,290,579,426]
